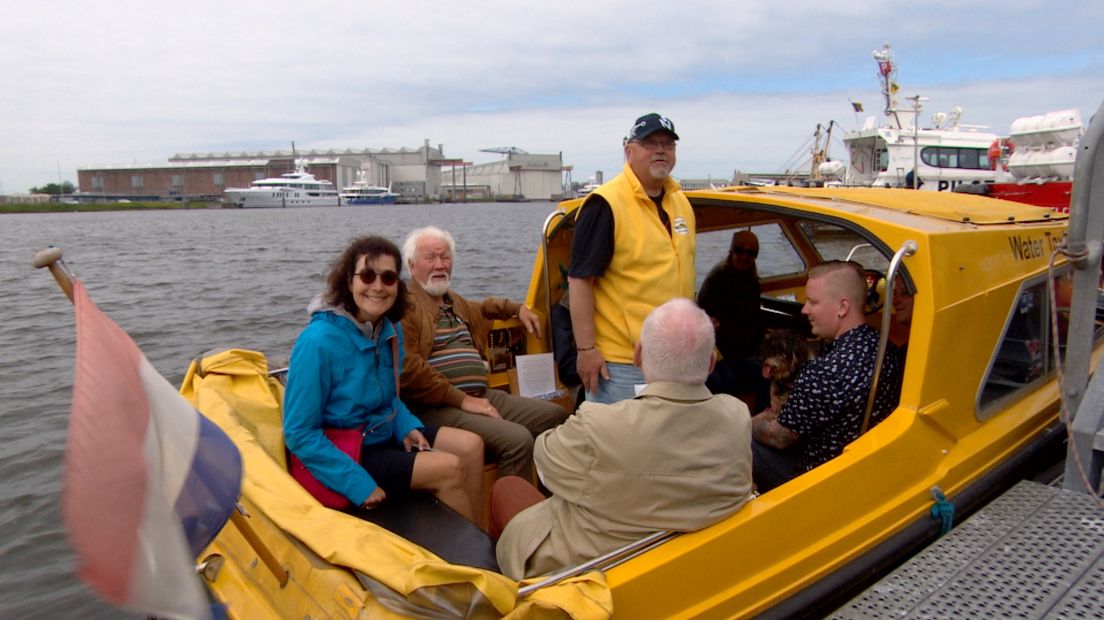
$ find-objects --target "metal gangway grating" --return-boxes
[833,480,1104,619]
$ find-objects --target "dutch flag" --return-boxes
[65,279,241,619]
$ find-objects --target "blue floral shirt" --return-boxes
[777,324,901,471]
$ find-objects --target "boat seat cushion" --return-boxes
[352,491,499,572]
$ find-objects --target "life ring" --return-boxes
[988,138,1015,171]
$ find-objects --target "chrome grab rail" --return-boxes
[861,240,918,435]
[517,530,677,597]
[539,208,567,349]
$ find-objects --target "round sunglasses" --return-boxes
[354,268,399,286]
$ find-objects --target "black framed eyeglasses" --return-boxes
[354,269,399,286]
[731,247,758,258]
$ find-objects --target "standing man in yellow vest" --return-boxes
[567,113,696,404]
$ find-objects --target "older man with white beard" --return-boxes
[568,113,697,404]
[399,226,569,482]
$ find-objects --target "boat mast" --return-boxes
[873,43,901,129]
[811,124,824,182]
[809,121,836,182]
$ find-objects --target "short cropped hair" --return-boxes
[639,298,715,384]
[402,226,456,269]
[807,260,867,308]
[324,235,408,323]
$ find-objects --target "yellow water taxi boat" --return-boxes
[177,183,1096,618]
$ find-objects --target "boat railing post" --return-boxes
[539,208,566,353]
[1061,99,1104,494]
[1059,99,1104,415]
[861,240,917,435]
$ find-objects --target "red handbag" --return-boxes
[288,427,365,509]
[288,337,401,509]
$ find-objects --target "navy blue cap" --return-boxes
[627,113,679,142]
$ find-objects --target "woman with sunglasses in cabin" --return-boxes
[697,230,766,406]
[283,235,484,523]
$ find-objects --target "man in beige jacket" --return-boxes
[495,298,754,580]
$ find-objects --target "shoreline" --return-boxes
[0,201,221,214]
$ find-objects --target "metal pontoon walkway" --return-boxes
[834,480,1104,618]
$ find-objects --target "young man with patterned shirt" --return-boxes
[751,261,901,492]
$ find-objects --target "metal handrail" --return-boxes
[861,240,918,434]
[539,208,567,345]
[516,530,678,597]
[1062,99,1104,494]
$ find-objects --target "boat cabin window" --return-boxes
[694,222,805,291]
[876,148,889,172]
[920,147,993,171]
[977,270,1072,418]
[798,222,890,273]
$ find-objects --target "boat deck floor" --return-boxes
[351,491,500,573]
[834,479,1104,618]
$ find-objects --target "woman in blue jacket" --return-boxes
[284,235,483,522]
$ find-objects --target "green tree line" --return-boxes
[29,181,76,195]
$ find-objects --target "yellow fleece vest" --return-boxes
[585,163,696,363]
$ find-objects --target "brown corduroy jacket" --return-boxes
[399,278,522,407]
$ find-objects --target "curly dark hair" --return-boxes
[324,235,408,324]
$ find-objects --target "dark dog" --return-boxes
[757,330,814,416]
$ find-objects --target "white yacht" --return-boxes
[224,166,340,208]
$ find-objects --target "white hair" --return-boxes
[402,226,455,269]
[639,298,715,384]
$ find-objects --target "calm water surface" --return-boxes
[0,201,746,617]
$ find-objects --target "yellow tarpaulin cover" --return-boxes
[179,349,612,619]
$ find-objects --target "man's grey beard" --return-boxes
[649,162,671,180]
[421,275,450,297]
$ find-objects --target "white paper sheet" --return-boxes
[514,353,557,398]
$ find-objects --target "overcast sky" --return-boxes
[2,0,1102,193]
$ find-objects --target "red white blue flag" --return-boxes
[65,279,241,619]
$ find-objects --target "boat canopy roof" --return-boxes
[700,186,1067,225]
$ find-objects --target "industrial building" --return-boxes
[77,141,448,202]
[440,149,565,201]
[76,142,569,203]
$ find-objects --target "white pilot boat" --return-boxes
[842,43,1004,192]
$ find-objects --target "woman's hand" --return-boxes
[361,487,386,510]
[403,429,432,452]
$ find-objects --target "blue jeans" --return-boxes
[585,362,645,404]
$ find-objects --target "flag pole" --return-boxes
[31,247,74,302]
[33,246,290,589]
